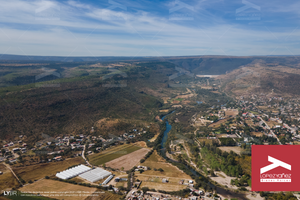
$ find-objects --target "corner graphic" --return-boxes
[252,145,300,191]
[260,156,291,174]
[260,156,291,183]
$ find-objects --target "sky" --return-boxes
[0,0,299,57]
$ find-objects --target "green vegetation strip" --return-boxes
[88,145,141,166]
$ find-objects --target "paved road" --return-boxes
[258,117,282,145]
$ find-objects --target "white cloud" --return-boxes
[0,0,299,56]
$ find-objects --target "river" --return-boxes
[159,112,248,200]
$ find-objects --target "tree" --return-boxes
[158,168,164,172]
[141,187,149,194]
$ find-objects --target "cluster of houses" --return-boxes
[238,94,300,144]
[0,125,151,164]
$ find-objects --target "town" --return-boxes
[2,90,300,200]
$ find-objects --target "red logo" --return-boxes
[252,145,300,191]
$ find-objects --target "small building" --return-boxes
[54,156,62,161]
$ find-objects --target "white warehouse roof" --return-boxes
[79,167,112,183]
[56,164,91,180]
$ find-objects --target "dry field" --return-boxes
[218,146,243,155]
[159,109,169,113]
[225,109,239,117]
[135,175,190,185]
[149,133,159,142]
[175,93,194,99]
[0,164,19,191]
[162,97,169,104]
[105,148,150,170]
[133,141,148,148]
[139,151,192,179]
[209,118,230,128]
[251,132,264,137]
[19,179,96,200]
[265,121,281,128]
[13,157,84,182]
[210,171,238,190]
[245,119,255,126]
[139,182,187,191]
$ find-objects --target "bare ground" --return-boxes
[218,146,243,155]
[105,148,150,170]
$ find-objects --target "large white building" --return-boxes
[79,167,112,183]
[56,164,91,180]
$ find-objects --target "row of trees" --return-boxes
[140,149,154,163]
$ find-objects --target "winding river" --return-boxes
[159,112,248,200]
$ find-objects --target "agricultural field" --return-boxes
[88,144,141,166]
[19,179,97,200]
[13,157,84,182]
[105,148,150,170]
[0,164,19,191]
[218,146,243,155]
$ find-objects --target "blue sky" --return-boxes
[0,0,299,56]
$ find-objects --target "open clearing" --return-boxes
[210,171,238,190]
[88,144,141,166]
[251,132,264,137]
[13,157,84,182]
[218,146,243,155]
[19,179,96,200]
[209,118,231,128]
[106,148,150,170]
[133,141,148,148]
[141,151,191,178]
[135,174,190,185]
[140,182,187,191]
[225,109,238,117]
[149,133,159,142]
[132,151,193,191]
